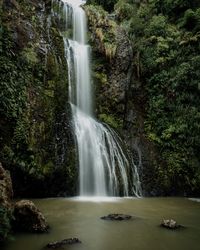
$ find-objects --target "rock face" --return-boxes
[85,4,164,196]
[160,219,183,230]
[1,0,77,198]
[85,5,133,118]
[101,214,132,221]
[13,200,49,233]
[108,27,133,104]
[0,163,13,208]
[98,26,133,110]
[46,238,81,249]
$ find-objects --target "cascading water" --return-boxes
[52,0,142,197]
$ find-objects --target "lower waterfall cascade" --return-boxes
[52,0,142,197]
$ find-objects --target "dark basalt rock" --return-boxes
[13,200,49,233]
[101,213,132,221]
[160,219,184,230]
[46,238,81,248]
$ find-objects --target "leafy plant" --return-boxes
[87,0,118,12]
[0,206,12,243]
[110,0,200,194]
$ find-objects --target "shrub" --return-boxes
[0,206,12,243]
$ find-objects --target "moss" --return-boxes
[41,161,54,175]
[99,113,123,129]
[0,0,77,197]
[84,5,117,60]
[21,47,38,65]
[44,89,55,98]
[94,71,107,84]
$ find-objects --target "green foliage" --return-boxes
[0,28,29,119]
[87,0,118,12]
[114,0,136,21]
[21,47,38,65]
[113,0,200,194]
[0,26,44,179]
[0,0,77,198]
[0,206,12,243]
[85,5,117,60]
[152,0,200,18]
[99,113,123,129]
[147,15,168,36]
[179,8,200,32]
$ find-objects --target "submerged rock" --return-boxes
[13,200,49,233]
[101,213,132,221]
[160,219,184,230]
[46,238,81,248]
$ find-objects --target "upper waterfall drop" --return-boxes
[52,0,142,198]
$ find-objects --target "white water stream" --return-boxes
[52,0,142,197]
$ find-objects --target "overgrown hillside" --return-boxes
[0,0,77,198]
[86,0,200,195]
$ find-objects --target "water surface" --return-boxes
[3,197,200,250]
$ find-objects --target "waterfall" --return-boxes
[52,0,142,197]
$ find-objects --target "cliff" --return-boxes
[85,0,200,196]
[0,0,77,197]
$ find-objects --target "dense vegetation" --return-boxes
[0,206,12,243]
[87,0,118,12]
[0,0,76,198]
[0,0,76,242]
[88,0,200,195]
[1,0,200,243]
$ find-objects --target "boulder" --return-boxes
[13,200,49,233]
[160,219,183,230]
[101,213,132,221]
[46,238,81,248]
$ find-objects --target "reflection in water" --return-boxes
[3,198,200,250]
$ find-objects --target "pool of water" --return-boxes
[3,197,200,250]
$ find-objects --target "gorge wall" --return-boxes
[85,0,200,196]
[84,4,160,196]
[0,0,200,199]
[0,0,77,197]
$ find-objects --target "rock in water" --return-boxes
[46,238,81,248]
[13,200,49,233]
[160,219,183,229]
[101,214,132,221]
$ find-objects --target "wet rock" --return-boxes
[160,219,183,230]
[13,200,49,233]
[46,238,81,248]
[0,163,13,208]
[101,213,132,221]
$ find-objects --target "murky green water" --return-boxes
[3,197,200,250]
